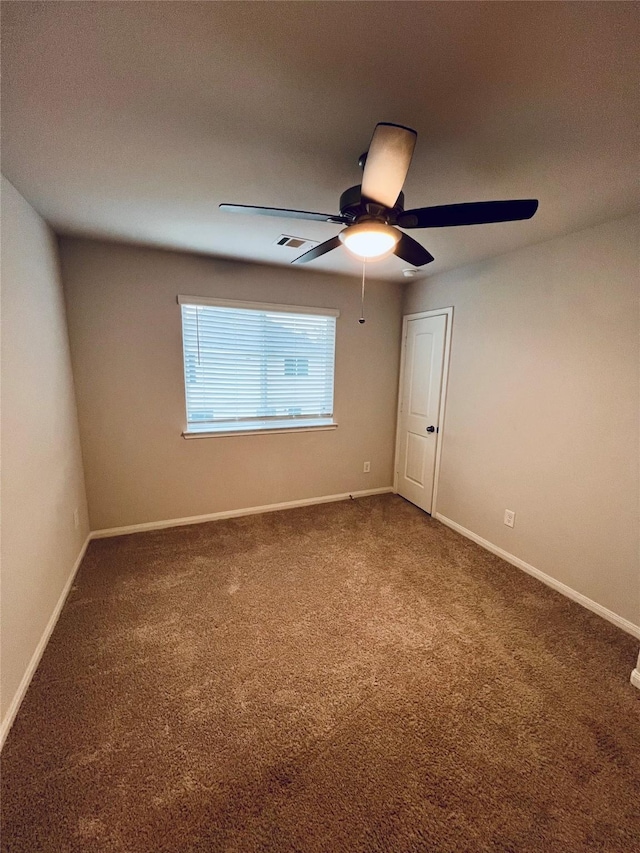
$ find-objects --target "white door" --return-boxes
[396,313,448,514]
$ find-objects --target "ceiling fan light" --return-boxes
[339,222,399,260]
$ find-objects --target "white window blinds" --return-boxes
[179,296,338,434]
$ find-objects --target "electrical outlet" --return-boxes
[363,461,371,473]
[504,509,515,528]
[73,508,80,530]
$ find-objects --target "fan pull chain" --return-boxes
[359,260,366,324]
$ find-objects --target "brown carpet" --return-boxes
[1,494,639,852]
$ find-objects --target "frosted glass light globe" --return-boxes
[339,222,400,260]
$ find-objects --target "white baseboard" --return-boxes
[90,487,394,539]
[435,513,640,642]
[631,669,640,690]
[0,534,91,751]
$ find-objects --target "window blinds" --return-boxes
[179,297,337,433]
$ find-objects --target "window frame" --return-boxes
[177,295,339,439]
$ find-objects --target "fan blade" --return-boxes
[398,199,539,229]
[219,204,346,224]
[291,235,342,264]
[394,233,435,267]
[361,123,417,209]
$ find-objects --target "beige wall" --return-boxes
[1,177,89,733]
[59,238,403,531]
[404,214,640,627]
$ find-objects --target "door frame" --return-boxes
[393,307,454,516]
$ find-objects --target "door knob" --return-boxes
[426,425,435,433]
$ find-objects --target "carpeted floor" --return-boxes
[1,494,639,852]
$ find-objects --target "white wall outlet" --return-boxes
[363,461,371,473]
[504,509,515,528]
[73,508,80,529]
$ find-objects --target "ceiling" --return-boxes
[2,2,639,281]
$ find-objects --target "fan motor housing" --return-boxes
[339,185,405,223]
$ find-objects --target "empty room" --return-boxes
[1,2,638,851]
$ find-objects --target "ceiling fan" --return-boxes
[220,123,539,267]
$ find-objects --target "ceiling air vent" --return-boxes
[273,234,319,250]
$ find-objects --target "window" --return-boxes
[284,357,309,377]
[178,296,338,436]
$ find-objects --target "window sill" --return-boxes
[182,422,338,439]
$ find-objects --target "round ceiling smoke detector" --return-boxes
[402,269,419,278]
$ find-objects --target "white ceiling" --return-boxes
[2,2,638,281]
